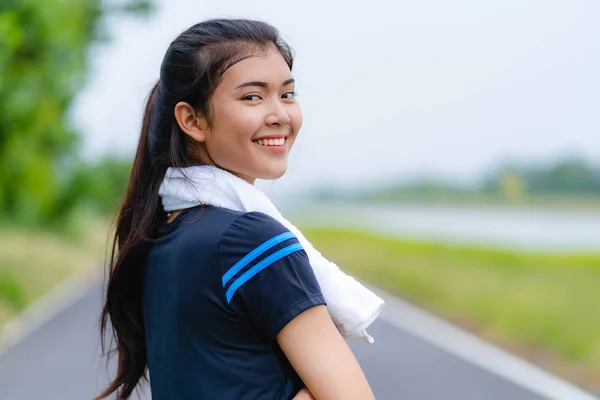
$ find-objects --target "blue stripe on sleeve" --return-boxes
[225,243,304,304]
[222,231,296,286]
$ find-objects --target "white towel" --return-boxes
[159,165,385,343]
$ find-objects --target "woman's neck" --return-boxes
[166,209,183,224]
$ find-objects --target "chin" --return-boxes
[258,165,287,180]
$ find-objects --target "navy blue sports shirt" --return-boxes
[142,205,326,400]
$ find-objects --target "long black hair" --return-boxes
[95,19,294,400]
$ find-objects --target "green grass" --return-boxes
[0,215,111,327]
[302,227,600,386]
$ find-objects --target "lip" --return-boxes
[252,134,289,141]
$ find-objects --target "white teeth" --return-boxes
[254,138,286,146]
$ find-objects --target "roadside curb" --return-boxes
[369,283,600,400]
[0,267,99,357]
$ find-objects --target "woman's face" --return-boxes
[201,47,302,184]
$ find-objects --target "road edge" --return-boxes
[0,267,99,357]
[370,283,599,400]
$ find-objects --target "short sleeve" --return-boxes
[218,212,326,340]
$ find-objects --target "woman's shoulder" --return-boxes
[194,206,284,232]
[172,206,288,249]
[219,210,291,246]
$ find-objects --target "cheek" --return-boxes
[289,104,303,133]
[214,104,262,142]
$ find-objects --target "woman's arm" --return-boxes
[292,388,315,400]
[277,305,375,400]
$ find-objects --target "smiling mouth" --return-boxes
[252,137,286,146]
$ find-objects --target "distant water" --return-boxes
[286,202,600,253]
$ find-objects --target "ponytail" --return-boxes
[95,81,164,400]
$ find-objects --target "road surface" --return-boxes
[0,281,594,400]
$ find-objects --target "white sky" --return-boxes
[71,0,600,195]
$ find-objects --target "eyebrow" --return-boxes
[235,78,295,89]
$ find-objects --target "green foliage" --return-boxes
[319,156,600,205]
[0,271,26,311]
[60,155,133,216]
[0,0,153,224]
[484,157,600,196]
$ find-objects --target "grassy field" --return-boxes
[0,216,111,327]
[302,226,600,388]
[1,215,599,389]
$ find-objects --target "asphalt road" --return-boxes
[0,282,570,400]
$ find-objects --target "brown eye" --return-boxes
[242,95,261,101]
[281,91,297,99]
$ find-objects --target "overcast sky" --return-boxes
[71,0,600,195]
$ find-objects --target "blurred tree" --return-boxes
[315,156,600,204]
[484,157,600,198]
[57,155,132,216]
[497,170,525,203]
[0,0,153,223]
[525,158,600,195]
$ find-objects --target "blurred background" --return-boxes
[0,0,599,398]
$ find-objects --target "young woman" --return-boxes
[96,19,375,400]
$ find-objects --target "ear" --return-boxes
[174,101,208,142]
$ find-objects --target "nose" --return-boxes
[265,99,291,127]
